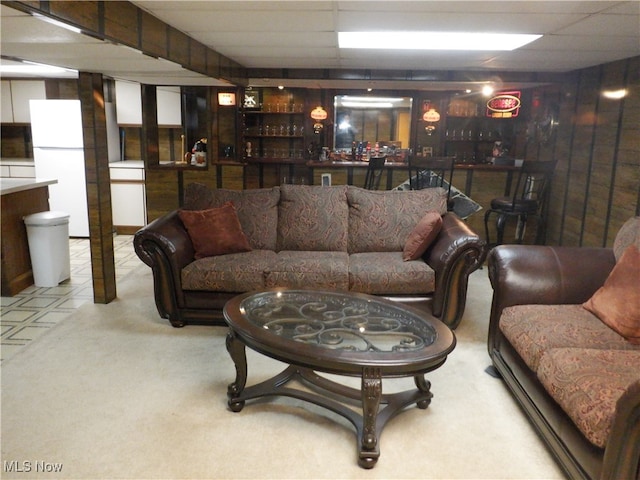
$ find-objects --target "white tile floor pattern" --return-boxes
[0,235,140,362]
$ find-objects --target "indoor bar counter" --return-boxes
[307,159,521,195]
[306,159,407,189]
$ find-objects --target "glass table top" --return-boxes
[238,290,437,353]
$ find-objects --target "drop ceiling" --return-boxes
[1,1,639,91]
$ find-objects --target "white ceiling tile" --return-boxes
[2,2,638,88]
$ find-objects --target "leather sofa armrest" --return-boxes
[487,245,616,353]
[134,210,195,272]
[424,212,487,329]
[133,211,195,323]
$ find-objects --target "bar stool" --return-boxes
[364,156,386,190]
[407,156,455,207]
[484,159,557,246]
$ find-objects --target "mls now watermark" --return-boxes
[4,460,63,473]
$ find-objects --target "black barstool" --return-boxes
[484,159,557,246]
[364,156,386,190]
[407,156,455,208]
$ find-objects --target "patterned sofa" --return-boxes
[487,217,640,480]
[134,183,486,329]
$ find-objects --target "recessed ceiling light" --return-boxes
[482,85,495,96]
[338,32,542,51]
[602,89,627,99]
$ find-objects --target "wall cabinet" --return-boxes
[157,86,181,126]
[115,80,142,125]
[0,80,46,123]
[1,81,14,123]
[115,80,181,126]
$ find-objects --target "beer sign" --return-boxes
[486,91,521,118]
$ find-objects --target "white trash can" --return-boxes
[24,211,71,287]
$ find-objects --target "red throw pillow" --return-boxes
[178,202,252,259]
[403,211,443,261]
[583,245,640,344]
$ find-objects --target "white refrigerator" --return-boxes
[30,100,120,237]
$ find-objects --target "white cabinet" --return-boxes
[0,160,36,178]
[115,81,182,126]
[11,80,46,123]
[9,165,35,178]
[115,80,142,125]
[157,86,181,126]
[1,80,46,123]
[109,163,146,229]
[1,81,14,123]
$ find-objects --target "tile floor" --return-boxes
[0,235,140,362]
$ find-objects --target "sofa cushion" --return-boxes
[403,210,443,261]
[277,185,349,252]
[178,203,252,259]
[181,250,277,292]
[613,216,640,261]
[537,348,640,448]
[499,304,640,372]
[347,186,447,254]
[183,183,280,251]
[583,245,640,344]
[349,252,435,295]
[264,251,349,290]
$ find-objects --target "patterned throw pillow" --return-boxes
[183,183,280,251]
[178,202,252,259]
[583,245,640,344]
[347,186,447,254]
[403,211,443,261]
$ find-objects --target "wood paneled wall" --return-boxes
[529,56,639,247]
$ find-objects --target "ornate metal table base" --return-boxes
[226,330,434,469]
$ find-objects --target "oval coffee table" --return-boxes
[223,288,456,468]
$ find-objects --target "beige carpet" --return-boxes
[1,264,565,479]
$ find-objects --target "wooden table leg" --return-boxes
[359,367,382,468]
[226,329,247,412]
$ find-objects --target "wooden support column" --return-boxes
[78,72,116,304]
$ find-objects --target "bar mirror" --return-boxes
[333,95,413,151]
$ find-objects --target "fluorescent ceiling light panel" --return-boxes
[338,32,542,51]
[0,63,76,75]
[33,13,83,34]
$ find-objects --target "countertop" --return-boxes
[109,160,144,168]
[0,178,57,195]
[1,158,145,168]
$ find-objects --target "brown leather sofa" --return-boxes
[134,183,487,329]
[487,239,640,480]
